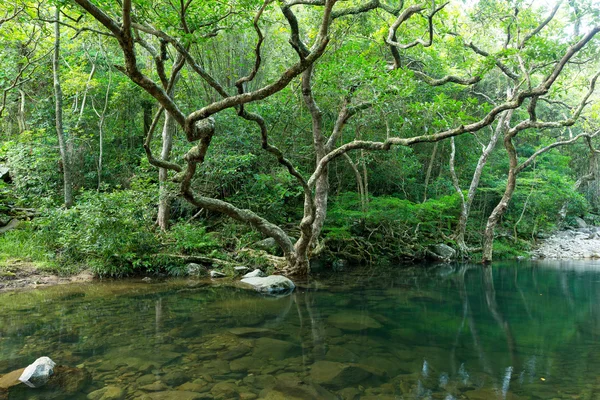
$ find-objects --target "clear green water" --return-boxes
[2,261,600,399]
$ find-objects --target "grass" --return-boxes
[0,226,60,273]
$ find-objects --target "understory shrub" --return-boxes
[324,192,461,262]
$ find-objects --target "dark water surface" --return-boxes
[2,261,600,399]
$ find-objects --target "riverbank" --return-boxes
[532,226,600,260]
[0,261,93,292]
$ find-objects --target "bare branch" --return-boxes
[518,1,563,49]
[516,130,600,173]
[386,2,448,50]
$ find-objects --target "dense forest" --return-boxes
[0,0,599,277]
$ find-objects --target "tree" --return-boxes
[52,7,74,208]
[68,0,600,274]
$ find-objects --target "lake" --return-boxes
[2,261,600,399]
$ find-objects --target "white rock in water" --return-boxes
[241,275,295,294]
[210,270,226,278]
[19,356,56,388]
[242,269,265,278]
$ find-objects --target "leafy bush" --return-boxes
[35,187,161,276]
[324,192,461,262]
[163,222,221,256]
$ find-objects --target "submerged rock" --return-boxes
[19,356,56,388]
[87,385,125,400]
[327,312,383,331]
[140,391,209,400]
[0,368,24,390]
[47,365,92,394]
[310,361,374,389]
[240,275,295,295]
[253,338,301,360]
[242,269,266,278]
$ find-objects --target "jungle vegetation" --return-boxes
[0,0,599,276]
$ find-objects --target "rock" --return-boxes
[338,387,361,400]
[253,338,301,360]
[332,259,348,271]
[230,356,257,372]
[240,275,295,295]
[19,356,56,388]
[222,345,252,361]
[0,166,10,183]
[140,381,169,392]
[87,386,125,400]
[574,217,588,228]
[140,391,210,400]
[325,346,359,363]
[47,365,91,394]
[176,381,210,392]
[327,312,383,331]
[0,368,24,390]
[228,327,273,338]
[253,238,279,254]
[427,244,456,261]
[161,370,189,387]
[186,263,207,276]
[210,270,227,278]
[310,361,373,389]
[210,381,240,399]
[234,266,250,275]
[242,269,266,278]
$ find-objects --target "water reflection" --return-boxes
[1,262,600,399]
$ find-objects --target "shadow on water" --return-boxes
[2,260,600,398]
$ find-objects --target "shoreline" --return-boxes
[0,262,94,293]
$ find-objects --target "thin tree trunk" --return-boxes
[482,134,517,263]
[423,142,438,202]
[344,153,366,211]
[451,110,512,252]
[157,111,176,230]
[17,89,26,133]
[52,8,73,208]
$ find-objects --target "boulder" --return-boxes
[242,269,266,278]
[233,266,250,275]
[19,356,56,388]
[327,312,383,331]
[0,166,10,183]
[427,244,456,261]
[574,217,588,228]
[332,259,348,271]
[186,263,207,277]
[253,238,279,254]
[210,270,226,278]
[240,275,295,295]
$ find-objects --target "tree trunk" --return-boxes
[423,142,438,202]
[52,8,73,208]
[157,111,176,230]
[17,90,26,133]
[482,134,518,263]
[452,110,512,252]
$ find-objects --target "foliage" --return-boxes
[324,193,461,262]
